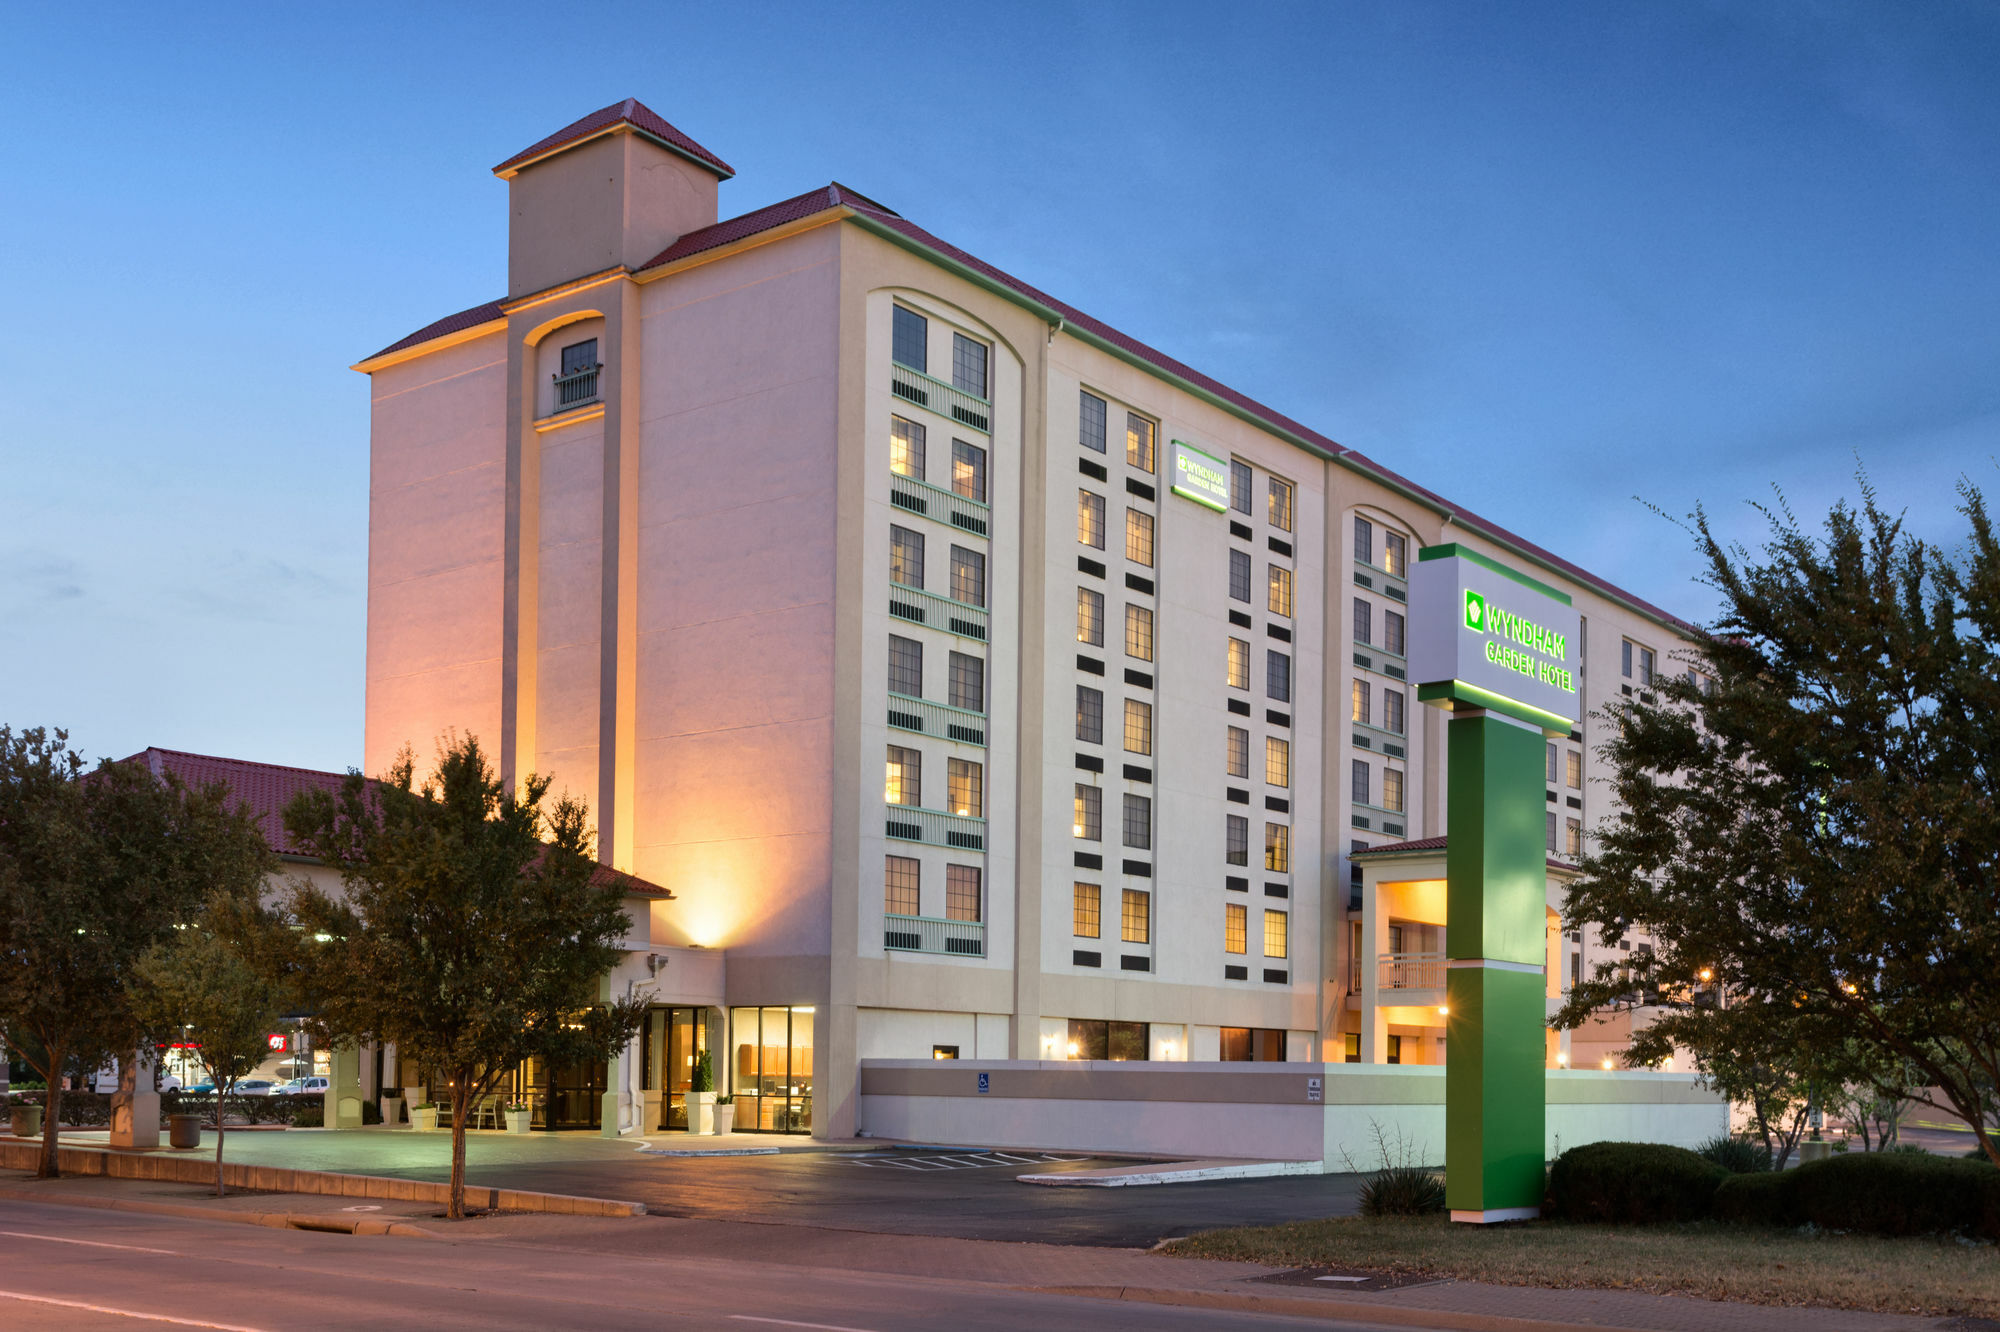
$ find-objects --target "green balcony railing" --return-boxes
[887,582,988,642]
[886,691,987,747]
[883,913,986,957]
[884,804,987,852]
[889,470,991,538]
[890,362,991,434]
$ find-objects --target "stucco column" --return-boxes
[600,1047,629,1137]
[330,1044,364,1129]
[108,1048,159,1149]
[1360,876,1387,1064]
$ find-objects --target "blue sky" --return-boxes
[4,2,1994,772]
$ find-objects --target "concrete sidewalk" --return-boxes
[0,1170,446,1236]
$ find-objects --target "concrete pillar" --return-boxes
[108,1049,159,1149]
[600,1048,629,1137]
[1360,876,1387,1063]
[330,1045,364,1129]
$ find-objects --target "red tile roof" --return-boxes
[121,748,671,897]
[1352,834,1577,874]
[493,98,734,180]
[636,183,893,271]
[367,299,504,361]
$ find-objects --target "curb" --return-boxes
[1029,1283,1663,1332]
[1020,1159,1320,1187]
[0,1186,443,1239]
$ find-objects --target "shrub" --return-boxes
[1695,1134,1772,1174]
[1714,1170,1797,1227]
[1788,1152,1992,1238]
[1359,1166,1446,1216]
[291,1102,323,1128]
[361,1100,382,1126]
[1544,1141,1726,1224]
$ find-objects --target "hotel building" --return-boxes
[355,100,1689,1137]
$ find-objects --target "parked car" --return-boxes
[233,1080,277,1097]
[183,1082,217,1095]
[272,1077,329,1096]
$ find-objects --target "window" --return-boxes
[951,332,988,398]
[1268,566,1293,618]
[952,439,986,502]
[1264,909,1288,958]
[888,635,923,697]
[1352,679,1371,726]
[1350,839,1368,890]
[886,746,921,807]
[892,305,927,372]
[1352,758,1371,806]
[1073,883,1101,938]
[1228,549,1253,604]
[1227,638,1249,689]
[1546,742,1559,784]
[1640,646,1656,684]
[1077,588,1104,645]
[1079,390,1107,453]
[1267,651,1291,703]
[948,652,983,712]
[1121,888,1150,943]
[1225,902,1247,954]
[1125,509,1155,567]
[947,758,982,818]
[1226,814,1249,866]
[1352,597,1372,645]
[1266,736,1290,788]
[884,855,920,916]
[1125,604,1154,662]
[1226,726,1249,778]
[1344,1033,1361,1063]
[1122,793,1151,850]
[1076,685,1104,744]
[1385,688,1405,735]
[1354,516,1373,565]
[1073,784,1101,840]
[946,864,981,921]
[1566,751,1582,789]
[950,546,985,607]
[1565,818,1582,859]
[1066,1018,1148,1062]
[1386,1034,1403,1065]
[1265,822,1290,873]
[1546,810,1558,853]
[1621,639,1633,679]
[932,1045,958,1059]
[1230,459,1253,515]
[889,526,924,589]
[560,339,599,377]
[1125,413,1155,473]
[1221,1028,1287,1062]
[890,416,925,480]
[1268,478,1294,532]
[1384,532,1407,577]
[1078,490,1105,548]
[1384,610,1405,656]
[1383,767,1404,814]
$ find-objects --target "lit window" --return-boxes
[1226,726,1249,778]
[890,416,925,480]
[1227,638,1249,689]
[1268,478,1294,532]
[1079,390,1107,454]
[947,758,982,818]
[1266,736,1290,788]
[1121,888,1150,943]
[1268,566,1293,618]
[1122,793,1151,850]
[1073,784,1101,840]
[886,746,921,807]
[1565,818,1582,859]
[1073,883,1101,938]
[1384,532,1407,577]
[884,855,920,916]
[1229,549,1252,602]
[1076,685,1104,744]
[1567,751,1582,789]
[1352,679,1371,726]
[1265,822,1290,873]
[1354,516,1373,565]
[1077,588,1104,646]
[1267,651,1291,703]
[1384,610,1405,656]
[1126,509,1155,567]
[1383,768,1404,814]
[951,333,988,399]
[952,439,986,503]
[948,652,983,712]
[887,635,922,697]
[1226,814,1249,866]
[1352,597,1371,646]
[1385,689,1405,735]
[1225,903,1247,954]
[1125,604,1154,662]
[1126,413,1156,473]
[950,546,985,608]
[890,526,924,589]
[892,305,927,372]
[1352,758,1371,806]
[946,864,981,921]
[1078,490,1105,549]
[1124,699,1153,755]
[1264,909,1288,959]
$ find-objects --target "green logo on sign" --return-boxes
[1464,590,1485,631]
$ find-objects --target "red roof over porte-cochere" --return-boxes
[1352,835,1578,875]
[122,748,672,898]
[492,98,735,180]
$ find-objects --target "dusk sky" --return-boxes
[5,2,1995,773]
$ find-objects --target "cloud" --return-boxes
[0,548,86,604]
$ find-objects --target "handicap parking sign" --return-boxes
[1306,1076,1323,1103]
[977,1072,990,1094]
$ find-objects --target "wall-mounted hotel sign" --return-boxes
[1409,545,1581,736]
[1169,440,1230,512]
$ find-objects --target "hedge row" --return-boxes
[1546,1140,2000,1239]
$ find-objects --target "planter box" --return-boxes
[504,1108,532,1134]
[168,1114,204,1150]
[9,1105,43,1138]
[380,1095,404,1126]
[689,1091,715,1136]
[409,1106,439,1132]
[713,1104,736,1135]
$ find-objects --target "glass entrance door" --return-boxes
[516,1057,605,1130]
[729,1006,814,1133]
[659,1007,711,1131]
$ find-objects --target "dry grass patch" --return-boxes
[1166,1213,2000,1319]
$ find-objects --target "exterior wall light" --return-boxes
[1066,1041,1079,1058]
[1556,1051,1568,1066]
[1600,1057,1614,1070]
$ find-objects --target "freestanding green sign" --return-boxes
[1408,543,1580,1223]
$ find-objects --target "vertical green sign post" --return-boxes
[1408,544,1580,1223]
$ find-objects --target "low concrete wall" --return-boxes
[0,1138,643,1216]
[858,1061,1727,1168]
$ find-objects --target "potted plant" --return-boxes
[409,1101,439,1132]
[712,1094,735,1136]
[503,1101,532,1134]
[689,1049,715,1135]
[9,1100,42,1139]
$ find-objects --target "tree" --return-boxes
[132,900,293,1196]
[282,735,647,1219]
[0,728,274,1178]
[1555,479,2000,1168]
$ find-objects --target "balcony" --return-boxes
[884,913,986,957]
[1379,950,1446,992]
[890,362,991,434]
[889,470,990,538]
[884,804,987,852]
[886,691,987,747]
[887,582,988,642]
[552,363,601,410]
